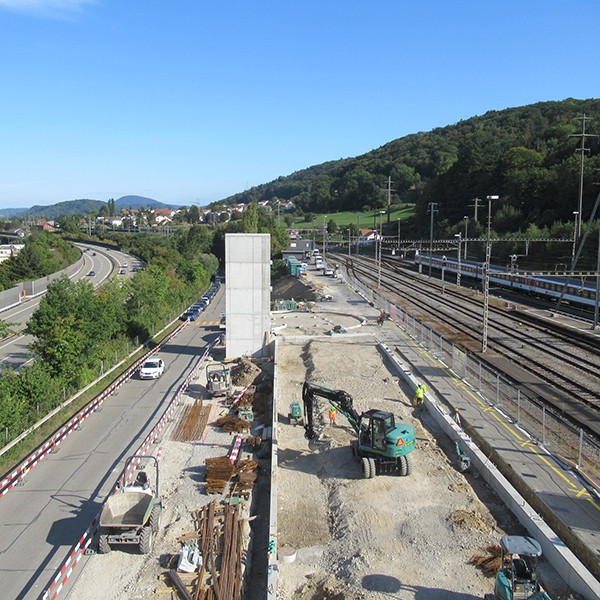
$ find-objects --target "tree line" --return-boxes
[0,207,289,447]
[219,98,600,242]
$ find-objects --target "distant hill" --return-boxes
[27,199,106,219]
[0,207,27,218]
[220,97,600,233]
[115,195,182,210]
[0,196,185,221]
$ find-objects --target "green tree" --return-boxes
[243,200,259,232]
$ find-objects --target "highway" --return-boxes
[0,293,223,600]
[0,244,138,371]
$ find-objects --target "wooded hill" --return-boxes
[221,98,600,235]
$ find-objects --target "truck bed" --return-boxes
[99,491,153,528]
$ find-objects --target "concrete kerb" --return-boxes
[266,337,280,600]
[379,342,600,600]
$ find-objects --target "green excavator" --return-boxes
[302,381,416,478]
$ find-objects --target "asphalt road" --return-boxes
[0,243,139,371]
[0,291,224,600]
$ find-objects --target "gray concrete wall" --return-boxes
[225,233,271,359]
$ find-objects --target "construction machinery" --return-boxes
[484,536,552,600]
[288,401,303,425]
[206,362,232,397]
[302,381,416,478]
[98,456,162,555]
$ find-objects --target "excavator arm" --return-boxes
[302,381,362,439]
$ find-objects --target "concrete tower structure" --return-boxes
[225,233,271,359]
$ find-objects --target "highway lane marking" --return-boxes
[0,334,26,351]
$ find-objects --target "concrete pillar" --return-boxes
[225,233,271,359]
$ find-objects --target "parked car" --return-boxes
[139,358,165,379]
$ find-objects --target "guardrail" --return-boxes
[0,256,85,313]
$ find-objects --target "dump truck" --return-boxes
[206,362,232,397]
[98,456,161,554]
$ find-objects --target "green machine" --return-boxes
[288,401,303,425]
[485,536,552,600]
[302,381,415,478]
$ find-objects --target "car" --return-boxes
[122,262,129,268]
[88,270,96,276]
[92,252,97,256]
[139,358,165,379]
[324,268,334,276]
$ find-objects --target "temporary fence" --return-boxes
[345,270,600,481]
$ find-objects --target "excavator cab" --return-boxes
[364,410,395,451]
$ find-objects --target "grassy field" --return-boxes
[290,205,415,230]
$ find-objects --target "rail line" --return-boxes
[335,253,600,439]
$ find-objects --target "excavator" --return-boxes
[302,381,416,478]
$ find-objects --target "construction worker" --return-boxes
[413,383,427,407]
[453,407,461,427]
[328,406,337,426]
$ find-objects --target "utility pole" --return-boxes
[455,233,462,287]
[571,114,597,239]
[482,195,499,353]
[469,197,482,222]
[463,216,469,259]
[386,176,395,226]
[427,202,438,277]
[377,210,385,288]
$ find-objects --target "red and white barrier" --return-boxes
[229,433,243,463]
[42,338,215,599]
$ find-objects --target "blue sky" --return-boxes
[1,0,599,209]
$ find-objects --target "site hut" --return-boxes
[281,238,315,263]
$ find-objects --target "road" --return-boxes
[0,291,224,600]
[0,244,138,371]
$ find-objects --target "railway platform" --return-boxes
[374,321,600,598]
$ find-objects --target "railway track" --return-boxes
[335,253,600,439]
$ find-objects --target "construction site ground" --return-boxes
[65,267,576,599]
[272,269,576,600]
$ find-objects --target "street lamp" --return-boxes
[355,213,360,255]
[463,216,469,259]
[455,233,462,287]
[397,218,401,252]
[482,195,499,353]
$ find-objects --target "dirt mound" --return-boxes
[271,276,318,301]
[230,358,263,387]
[450,508,493,533]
